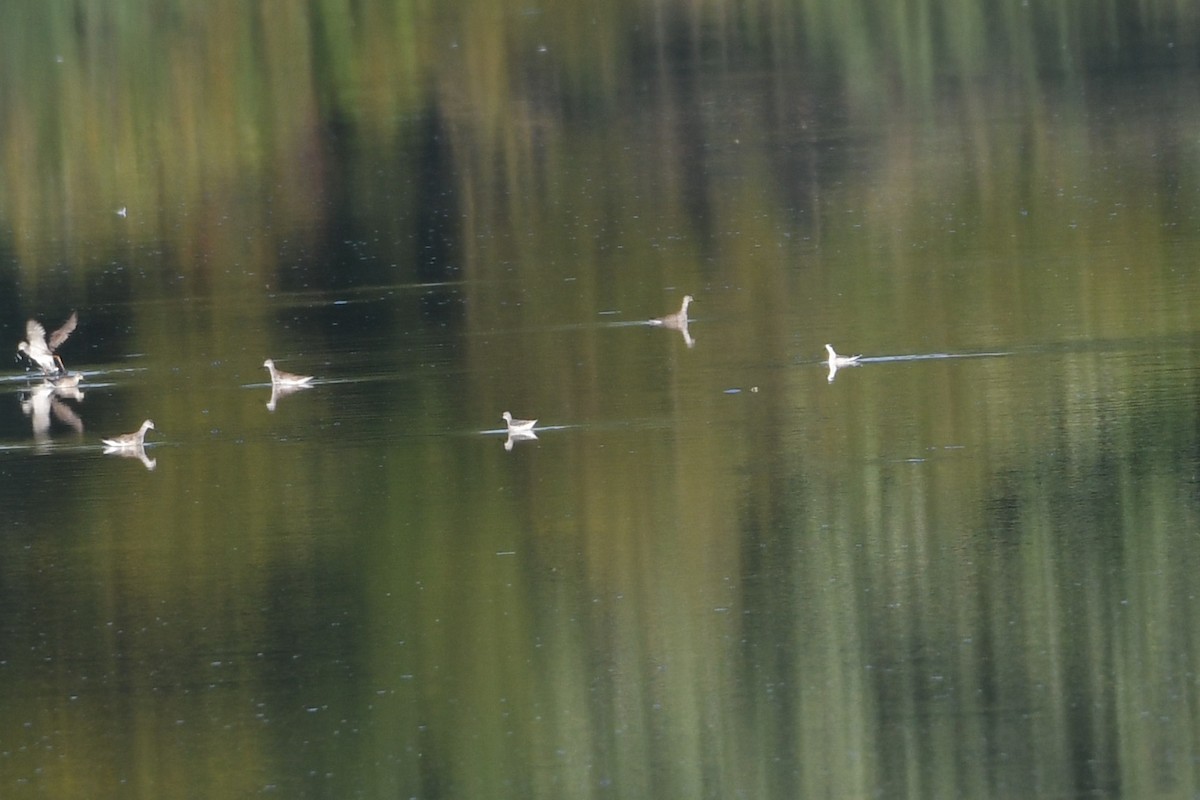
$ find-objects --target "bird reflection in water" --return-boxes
[503,430,538,451]
[103,444,157,471]
[20,376,85,446]
[266,382,313,411]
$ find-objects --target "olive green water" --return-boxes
[2,3,1200,798]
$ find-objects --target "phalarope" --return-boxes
[648,295,693,329]
[17,312,78,375]
[101,419,155,449]
[501,411,537,433]
[263,358,314,386]
[824,344,861,367]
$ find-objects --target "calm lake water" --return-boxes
[2,3,1200,798]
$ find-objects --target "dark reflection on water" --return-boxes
[1,3,1200,799]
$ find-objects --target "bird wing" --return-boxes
[25,319,48,351]
[47,311,78,351]
[50,397,84,433]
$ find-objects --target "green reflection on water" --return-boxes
[1,1,1200,799]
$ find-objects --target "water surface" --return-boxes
[2,3,1200,798]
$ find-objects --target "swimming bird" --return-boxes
[263,358,314,386]
[824,344,861,367]
[824,344,862,383]
[648,295,693,329]
[102,419,155,449]
[17,312,78,375]
[501,411,537,433]
[50,372,83,390]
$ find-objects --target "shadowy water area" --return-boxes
[1,2,1200,798]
